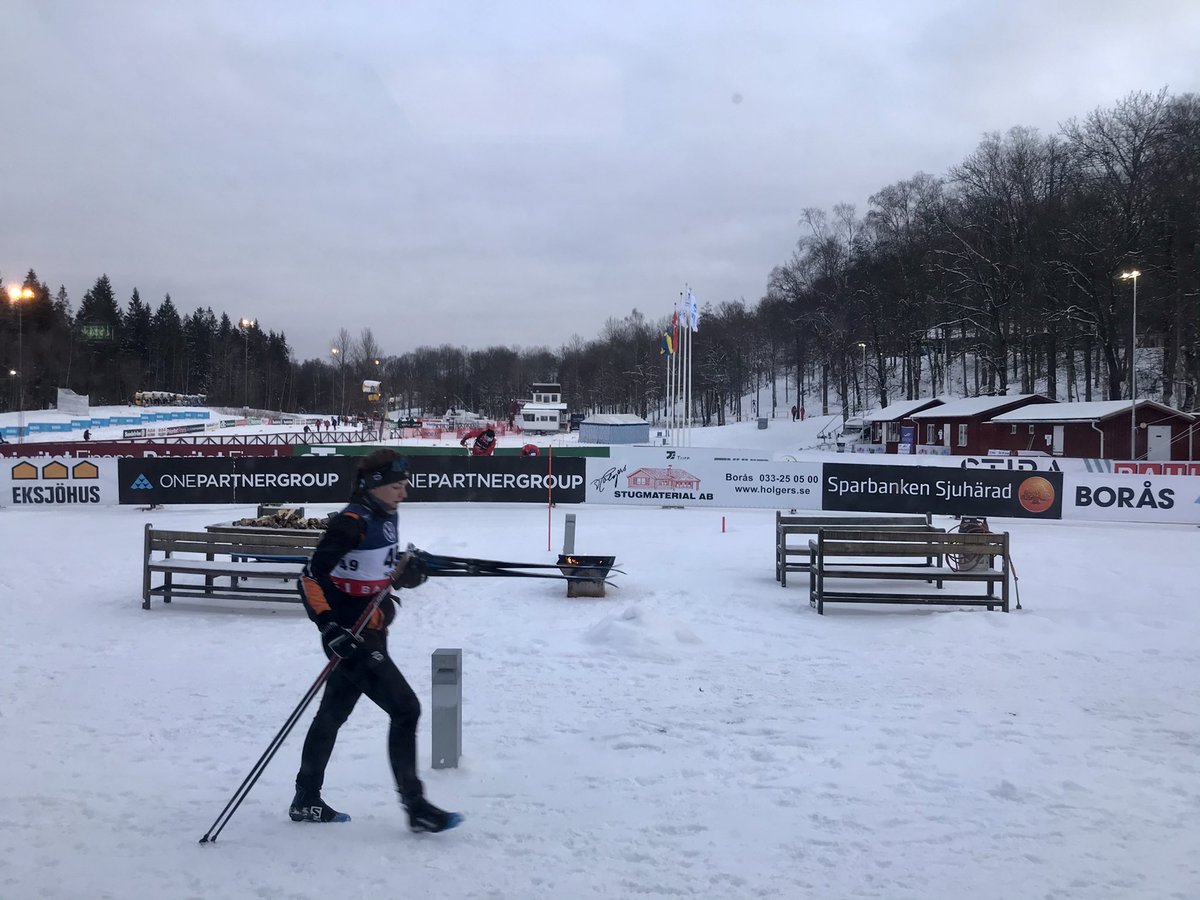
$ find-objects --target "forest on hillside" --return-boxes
[3,90,1196,422]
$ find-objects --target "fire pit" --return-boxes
[557,554,616,598]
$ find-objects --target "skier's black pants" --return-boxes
[296,638,423,802]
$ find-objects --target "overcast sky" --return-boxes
[2,0,1197,362]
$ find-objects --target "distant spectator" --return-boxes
[520,443,539,457]
[460,427,497,456]
[83,429,92,441]
[791,405,798,421]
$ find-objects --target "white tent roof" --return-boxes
[991,399,1193,422]
[582,413,648,425]
[910,394,1050,419]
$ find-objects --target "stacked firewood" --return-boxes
[233,508,328,529]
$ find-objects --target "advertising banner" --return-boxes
[118,457,358,505]
[0,441,295,459]
[406,456,585,503]
[55,388,90,417]
[116,455,585,505]
[163,423,207,436]
[1099,460,1200,477]
[1063,473,1200,524]
[2,457,119,507]
[822,463,1063,519]
[586,446,822,508]
[957,455,1069,472]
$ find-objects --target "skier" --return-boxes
[460,426,497,456]
[292,448,461,833]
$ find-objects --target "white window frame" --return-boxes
[957,424,968,447]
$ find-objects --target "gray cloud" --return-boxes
[2,0,1197,360]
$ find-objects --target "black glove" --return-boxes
[320,621,362,660]
[392,554,428,589]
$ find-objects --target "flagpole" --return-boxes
[678,295,685,445]
[673,294,682,445]
[665,327,673,443]
[686,285,696,448]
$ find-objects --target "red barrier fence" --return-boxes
[0,441,294,458]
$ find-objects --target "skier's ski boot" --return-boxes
[403,796,463,833]
[289,788,350,823]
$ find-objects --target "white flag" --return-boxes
[685,289,700,332]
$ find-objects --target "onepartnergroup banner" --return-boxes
[116,455,585,505]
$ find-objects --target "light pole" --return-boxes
[857,342,867,416]
[330,347,342,416]
[1120,270,1140,459]
[7,285,34,443]
[239,318,255,410]
[373,358,384,439]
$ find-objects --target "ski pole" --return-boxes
[200,551,412,844]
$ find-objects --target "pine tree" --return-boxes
[150,294,184,389]
[123,288,153,385]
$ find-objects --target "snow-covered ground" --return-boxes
[2,480,1198,897]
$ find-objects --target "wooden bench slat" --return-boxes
[816,567,1001,581]
[148,559,304,576]
[816,540,999,556]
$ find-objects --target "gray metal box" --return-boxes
[430,648,462,769]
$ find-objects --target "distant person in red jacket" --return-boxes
[520,443,539,457]
[460,427,497,456]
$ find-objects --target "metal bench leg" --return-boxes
[143,523,152,610]
[816,563,824,615]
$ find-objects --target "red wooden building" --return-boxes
[908,394,1055,456]
[989,400,1198,461]
[865,397,946,453]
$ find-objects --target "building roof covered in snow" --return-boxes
[910,394,1052,419]
[865,397,948,422]
[991,399,1193,422]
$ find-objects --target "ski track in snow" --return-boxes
[0,503,1197,899]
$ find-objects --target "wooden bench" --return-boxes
[776,512,933,586]
[808,528,1010,615]
[142,525,323,609]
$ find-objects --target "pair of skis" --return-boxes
[415,550,622,585]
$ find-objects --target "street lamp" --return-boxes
[239,318,255,409]
[1120,270,1140,459]
[7,285,34,444]
[373,358,384,438]
[330,347,343,416]
[857,342,867,415]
